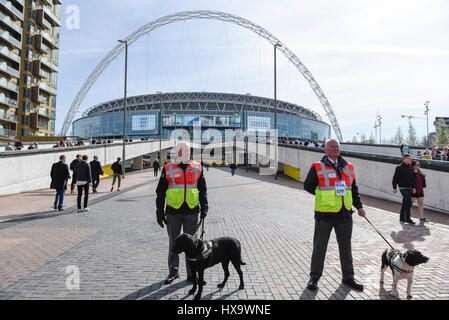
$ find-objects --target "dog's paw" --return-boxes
[389,291,399,298]
[188,288,196,295]
[193,294,201,300]
[407,294,413,299]
[239,284,244,290]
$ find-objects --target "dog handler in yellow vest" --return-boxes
[156,142,208,285]
[304,139,366,292]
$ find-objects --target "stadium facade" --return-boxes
[72,92,331,141]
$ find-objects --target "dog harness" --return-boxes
[391,252,413,274]
[186,241,213,262]
[312,161,355,213]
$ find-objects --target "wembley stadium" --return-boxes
[72,92,331,141]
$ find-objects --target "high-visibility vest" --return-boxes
[312,161,355,213]
[165,161,202,210]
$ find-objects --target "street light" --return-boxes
[274,43,280,180]
[424,100,430,148]
[118,39,128,177]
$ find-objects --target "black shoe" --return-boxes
[164,274,179,285]
[405,219,416,225]
[58,208,64,211]
[187,276,206,285]
[307,277,319,291]
[54,205,57,209]
[342,278,364,291]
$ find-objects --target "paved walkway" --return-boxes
[0,167,448,300]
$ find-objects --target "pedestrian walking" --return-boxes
[74,155,92,212]
[111,157,124,192]
[153,159,161,177]
[4,142,13,151]
[69,154,82,194]
[230,163,237,176]
[304,138,366,292]
[50,155,71,211]
[14,139,23,150]
[411,160,427,223]
[431,145,437,160]
[90,156,104,193]
[392,154,416,224]
[155,142,208,285]
[400,144,410,155]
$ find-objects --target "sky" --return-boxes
[56,0,449,141]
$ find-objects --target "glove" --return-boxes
[157,211,166,228]
[200,210,207,220]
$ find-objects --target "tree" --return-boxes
[435,118,449,147]
[407,120,419,146]
[393,127,405,145]
[367,132,376,144]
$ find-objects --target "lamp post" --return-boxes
[274,43,280,180]
[118,39,128,177]
[424,101,430,148]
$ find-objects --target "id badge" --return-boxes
[335,181,346,196]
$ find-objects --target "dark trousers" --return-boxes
[54,189,65,209]
[154,168,159,177]
[77,184,89,209]
[92,176,100,191]
[166,213,199,278]
[400,188,413,221]
[310,217,354,281]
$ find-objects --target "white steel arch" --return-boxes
[61,10,343,141]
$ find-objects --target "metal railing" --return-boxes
[0,127,16,137]
[0,95,18,107]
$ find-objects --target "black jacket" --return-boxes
[392,162,416,189]
[153,161,160,170]
[156,162,208,216]
[111,161,123,175]
[70,159,81,172]
[50,161,71,190]
[304,155,363,221]
[74,161,92,183]
[89,160,104,177]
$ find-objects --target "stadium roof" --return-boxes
[82,92,325,123]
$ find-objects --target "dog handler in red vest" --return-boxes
[304,138,366,292]
[156,142,208,285]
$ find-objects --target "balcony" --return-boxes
[0,112,17,123]
[32,60,50,80]
[39,31,59,49]
[0,94,18,108]
[40,55,58,72]
[0,78,19,92]
[0,61,20,78]
[36,107,50,118]
[38,82,56,95]
[31,85,49,104]
[0,45,20,63]
[0,30,21,50]
[0,10,22,35]
[0,0,24,21]
[40,4,61,27]
[0,127,16,137]
[35,9,51,30]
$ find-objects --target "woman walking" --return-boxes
[411,160,427,223]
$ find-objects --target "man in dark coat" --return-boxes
[153,159,160,177]
[392,153,416,224]
[74,155,92,212]
[50,155,71,211]
[90,156,104,193]
[111,158,124,192]
[69,154,82,194]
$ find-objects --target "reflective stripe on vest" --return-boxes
[165,161,202,210]
[313,161,355,213]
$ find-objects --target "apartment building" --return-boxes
[0,0,23,142]
[18,0,60,139]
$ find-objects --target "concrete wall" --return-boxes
[277,145,449,214]
[339,142,423,157]
[0,140,175,196]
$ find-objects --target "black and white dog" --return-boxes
[380,248,429,298]
[172,233,246,300]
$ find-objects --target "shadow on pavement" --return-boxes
[328,283,351,300]
[390,223,431,250]
[121,280,191,300]
[299,287,318,300]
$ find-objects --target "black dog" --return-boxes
[172,233,246,300]
[380,248,429,298]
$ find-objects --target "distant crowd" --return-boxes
[400,143,449,161]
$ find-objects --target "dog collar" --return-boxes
[391,253,413,274]
[186,241,213,262]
